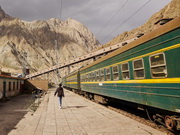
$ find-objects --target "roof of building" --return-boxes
[0,74,25,80]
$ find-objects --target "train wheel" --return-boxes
[164,115,176,130]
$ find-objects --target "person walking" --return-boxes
[54,83,64,109]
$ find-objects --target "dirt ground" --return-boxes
[0,94,32,135]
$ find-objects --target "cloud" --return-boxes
[0,0,172,44]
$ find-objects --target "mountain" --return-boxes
[0,0,179,83]
[0,6,100,81]
[104,0,180,47]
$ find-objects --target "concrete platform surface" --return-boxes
[9,88,166,135]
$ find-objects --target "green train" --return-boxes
[62,17,180,130]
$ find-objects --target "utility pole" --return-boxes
[55,40,61,84]
[23,52,27,77]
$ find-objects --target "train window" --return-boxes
[89,73,91,81]
[86,74,88,82]
[84,74,86,82]
[83,74,85,82]
[92,72,96,82]
[83,75,85,82]
[112,66,119,80]
[90,73,92,82]
[70,76,74,82]
[89,73,91,82]
[121,63,130,79]
[91,72,93,81]
[133,59,145,79]
[150,53,167,78]
[100,69,104,81]
[106,68,111,81]
[81,75,84,82]
[96,71,100,81]
[84,75,86,82]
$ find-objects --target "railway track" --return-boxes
[82,95,179,135]
[106,105,176,135]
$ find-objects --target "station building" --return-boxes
[0,74,25,99]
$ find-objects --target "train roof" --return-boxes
[80,17,180,72]
[0,74,25,80]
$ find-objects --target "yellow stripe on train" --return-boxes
[66,78,180,84]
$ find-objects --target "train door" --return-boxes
[77,70,82,94]
[77,71,81,90]
[3,81,6,98]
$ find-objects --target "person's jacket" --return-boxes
[54,87,64,97]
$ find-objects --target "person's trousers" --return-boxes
[59,96,62,106]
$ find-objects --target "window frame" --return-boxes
[88,73,92,82]
[81,75,85,82]
[121,63,130,80]
[149,53,167,78]
[92,72,96,82]
[86,74,88,82]
[133,58,145,79]
[100,69,104,81]
[112,65,119,80]
[96,70,100,81]
[106,67,111,81]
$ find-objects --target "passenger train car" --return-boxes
[63,17,180,130]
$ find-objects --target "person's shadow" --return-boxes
[62,106,86,109]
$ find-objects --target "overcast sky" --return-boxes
[0,0,172,44]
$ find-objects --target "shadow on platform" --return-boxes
[0,94,32,135]
[63,105,87,109]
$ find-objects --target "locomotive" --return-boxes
[62,17,180,130]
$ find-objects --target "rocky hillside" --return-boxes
[0,6,100,80]
[104,0,180,47]
[0,0,179,83]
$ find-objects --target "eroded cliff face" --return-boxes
[0,0,179,82]
[0,6,100,80]
[105,0,180,47]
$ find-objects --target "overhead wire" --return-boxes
[60,0,63,20]
[96,0,129,36]
[56,0,63,80]
[101,0,152,43]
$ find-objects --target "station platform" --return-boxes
[9,88,166,135]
